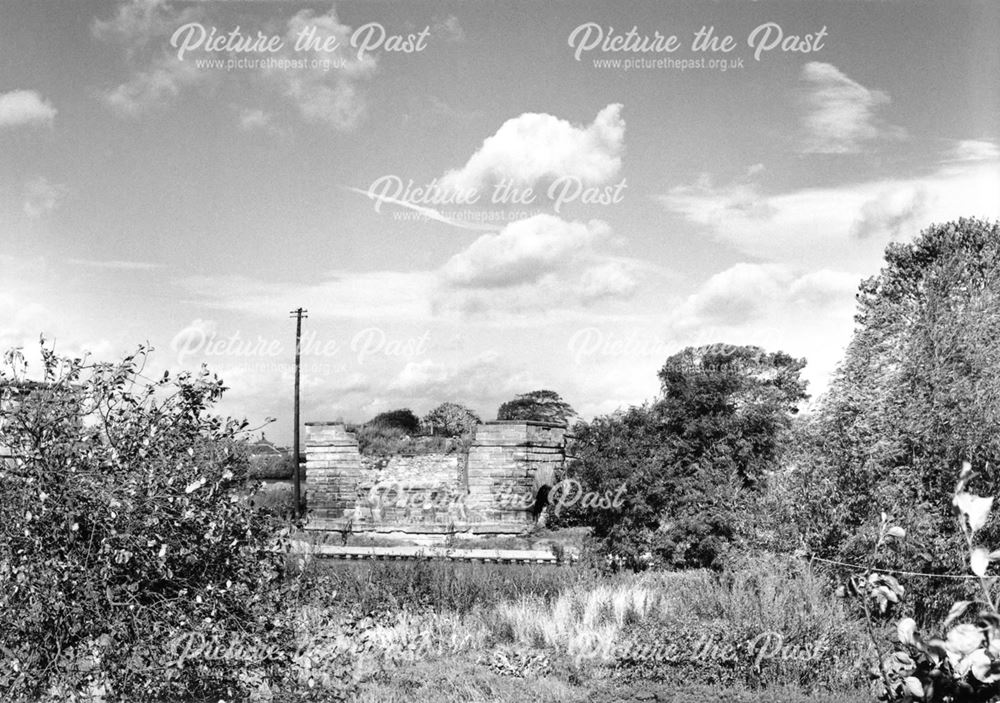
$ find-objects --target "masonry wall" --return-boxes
[304,420,568,532]
[353,454,465,526]
[465,421,567,524]
[304,422,362,520]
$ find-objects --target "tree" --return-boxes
[368,408,421,434]
[496,389,576,424]
[789,220,1000,576]
[557,343,807,570]
[0,341,292,701]
[423,402,481,437]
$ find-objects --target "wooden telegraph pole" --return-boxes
[289,307,308,519]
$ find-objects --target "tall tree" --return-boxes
[558,343,807,570]
[423,402,481,437]
[496,389,576,424]
[791,218,1000,577]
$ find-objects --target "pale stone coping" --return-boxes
[287,543,562,561]
[303,519,532,533]
[481,419,569,428]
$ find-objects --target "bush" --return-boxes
[0,342,293,701]
[368,409,421,434]
[555,344,806,571]
[791,219,1000,592]
[423,402,481,438]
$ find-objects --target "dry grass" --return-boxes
[289,553,871,699]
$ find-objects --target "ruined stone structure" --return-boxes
[304,420,570,537]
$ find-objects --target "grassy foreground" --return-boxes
[285,552,875,702]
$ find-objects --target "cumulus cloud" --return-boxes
[441,215,611,288]
[661,154,1000,271]
[435,214,646,314]
[94,1,376,130]
[849,187,927,241]
[388,351,535,407]
[800,62,904,154]
[439,104,625,193]
[23,177,66,219]
[103,57,206,117]
[667,263,860,399]
[93,0,210,116]
[0,90,56,129]
[274,8,378,129]
[947,139,1000,163]
[674,263,857,329]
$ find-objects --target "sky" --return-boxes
[1,0,998,445]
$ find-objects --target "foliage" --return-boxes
[423,402,481,438]
[356,424,412,457]
[497,390,576,425]
[855,463,1000,702]
[556,343,807,570]
[0,341,295,702]
[368,408,421,434]
[297,560,582,615]
[789,218,1000,593]
[355,426,465,458]
[249,453,303,480]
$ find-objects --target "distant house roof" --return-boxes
[248,432,288,457]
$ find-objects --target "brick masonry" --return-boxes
[304,420,570,532]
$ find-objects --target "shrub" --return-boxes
[369,409,421,434]
[791,219,1000,594]
[846,462,1000,702]
[0,342,293,701]
[423,402,481,438]
[555,344,807,571]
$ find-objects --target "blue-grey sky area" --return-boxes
[2,0,998,444]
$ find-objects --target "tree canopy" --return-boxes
[423,402,481,437]
[559,343,807,570]
[368,408,421,434]
[496,390,576,425]
[789,218,1000,579]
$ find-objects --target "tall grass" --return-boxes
[297,559,585,614]
[289,552,871,695]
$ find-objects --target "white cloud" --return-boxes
[439,104,625,192]
[674,263,857,329]
[668,263,860,399]
[432,15,466,43]
[436,214,646,315]
[0,90,56,129]
[94,0,210,117]
[179,210,647,323]
[67,258,163,271]
[178,270,439,320]
[103,57,205,117]
[23,177,66,219]
[92,0,191,50]
[94,2,376,130]
[274,8,378,130]
[947,139,1000,163]
[239,108,273,132]
[442,214,611,288]
[386,352,537,416]
[800,62,904,154]
[661,154,1000,271]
